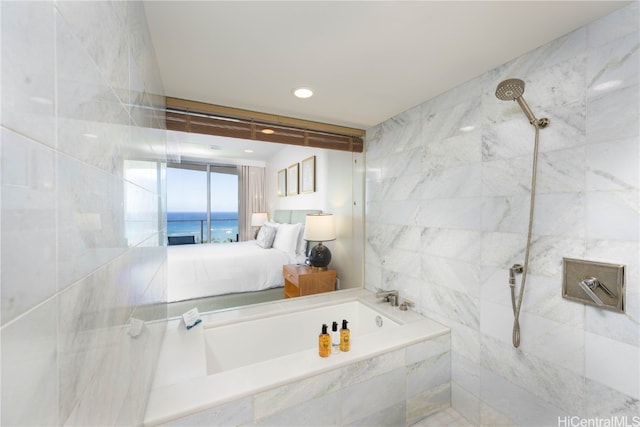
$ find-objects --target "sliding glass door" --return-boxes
[167,163,238,244]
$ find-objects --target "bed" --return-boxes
[167,209,321,302]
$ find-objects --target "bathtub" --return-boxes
[204,300,399,374]
[144,289,451,426]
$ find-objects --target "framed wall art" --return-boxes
[287,163,299,196]
[300,155,316,194]
[277,168,287,197]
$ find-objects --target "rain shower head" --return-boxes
[495,78,549,128]
[495,78,525,101]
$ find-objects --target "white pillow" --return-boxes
[272,223,301,254]
[256,224,277,248]
[296,225,307,255]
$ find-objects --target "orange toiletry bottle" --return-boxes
[319,324,331,357]
[340,319,350,352]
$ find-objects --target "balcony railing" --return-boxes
[167,218,238,244]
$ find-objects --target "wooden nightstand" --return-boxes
[283,264,336,298]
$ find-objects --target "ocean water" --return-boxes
[167,212,238,243]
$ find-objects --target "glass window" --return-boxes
[167,163,238,244]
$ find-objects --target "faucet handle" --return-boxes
[399,298,414,311]
[596,279,616,298]
[578,277,604,305]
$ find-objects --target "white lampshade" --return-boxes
[251,212,268,227]
[304,213,336,242]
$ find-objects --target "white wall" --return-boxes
[266,145,364,289]
[1,2,167,425]
[365,3,639,425]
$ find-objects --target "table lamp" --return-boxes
[303,213,336,269]
[251,212,268,239]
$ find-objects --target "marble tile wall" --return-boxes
[158,334,451,426]
[365,3,639,426]
[1,1,167,426]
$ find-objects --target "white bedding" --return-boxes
[167,241,304,302]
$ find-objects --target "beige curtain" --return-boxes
[238,165,266,241]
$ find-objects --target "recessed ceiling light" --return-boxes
[244,149,254,153]
[293,87,313,99]
[460,126,475,132]
[83,133,98,138]
[261,129,275,134]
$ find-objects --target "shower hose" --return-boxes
[511,122,542,348]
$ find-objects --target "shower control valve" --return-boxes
[562,258,625,313]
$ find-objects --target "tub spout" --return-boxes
[376,290,399,306]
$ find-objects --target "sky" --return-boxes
[167,167,238,212]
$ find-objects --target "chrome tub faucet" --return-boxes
[375,289,399,306]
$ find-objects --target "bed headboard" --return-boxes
[273,209,322,224]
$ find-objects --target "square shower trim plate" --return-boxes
[562,257,625,313]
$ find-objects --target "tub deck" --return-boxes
[143,289,450,426]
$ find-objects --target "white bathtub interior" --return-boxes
[204,300,399,374]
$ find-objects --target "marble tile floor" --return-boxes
[413,407,473,427]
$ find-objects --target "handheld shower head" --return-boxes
[495,78,548,128]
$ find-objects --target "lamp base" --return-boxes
[308,242,332,269]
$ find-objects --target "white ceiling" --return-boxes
[144,1,629,160]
